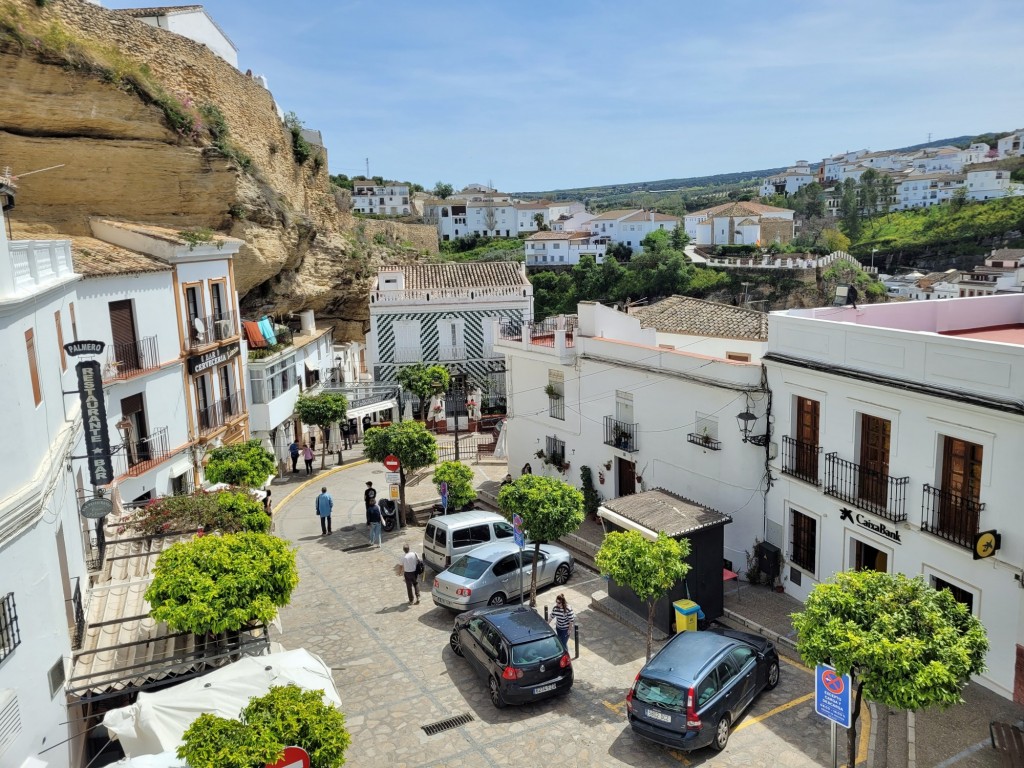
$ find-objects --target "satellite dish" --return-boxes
[193,317,206,334]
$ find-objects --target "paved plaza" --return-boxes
[270,455,1019,767]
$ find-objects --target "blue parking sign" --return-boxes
[514,529,525,548]
[814,664,852,728]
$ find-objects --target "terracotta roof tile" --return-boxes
[526,231,591,241]
[601,488,731,537]
[590,209,643,221]
[686,201,795,218]
[630,295,768,341]
[72,237,172,278]
[620,211,679,223]
[378,262,530,290]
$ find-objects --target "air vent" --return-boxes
[790,567,802,587]
[0,689,21,757]
[422,713,474,736]
[48,658,66,698]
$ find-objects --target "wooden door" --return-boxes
[795,397,819,478]
[617,457,636,496]
[120,393,149,464]
[196,375,210,429]
[858,415,891,508]
[108,300,139,371]
[940,437,982,540]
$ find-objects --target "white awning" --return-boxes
[167,457,192,477]
[304,358,318,372]
[597,506,658,542]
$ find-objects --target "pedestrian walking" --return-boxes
[263,489,272,517]
[362,414,372,436]
[341,420,351,449]
[302,443,314,475]
[402,544,422,604]
[366,500,382,547]
[309,431,316,452]
[315,486,333,536]
[364,481,377,510]
[289,440,300,473]
[550,594,575,651]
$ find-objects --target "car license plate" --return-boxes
[534,683,557,694]
[646,708,672,723]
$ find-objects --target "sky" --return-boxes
[104,0,1024,192]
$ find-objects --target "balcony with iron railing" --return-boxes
[604,416,638,452]
[496,317,577,361]
[186,310,239,351]
[394,345,422,364]
[921,484,984,551]
[548,394,564,420]
[104,336,160,381]
[198,392,243,433]
[823,453,909,522]
[781,436,821,486]
[112,426,173,479]
[85,522,106,573]
[68,577,85,651]
[439,344,466,361]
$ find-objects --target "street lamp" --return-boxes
[870,248,878,272]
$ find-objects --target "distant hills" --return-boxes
[517,135,978,202]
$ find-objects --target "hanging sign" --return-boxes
[80,497,113,519]
[76,360,113,486]
[63,340,105,357]
[187,342,240,375]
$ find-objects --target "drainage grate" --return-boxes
[422,713,474,736]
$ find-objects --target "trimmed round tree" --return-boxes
[497,475,584,606]
[204,439,276,488]
[792,570,989,768]
[145,532,298,635]
[294,392,348,468]
[363,420,437,525]
[432,461,476,511]
[596,530,691,661]
[178,684,351,768]
[396,363,450,420]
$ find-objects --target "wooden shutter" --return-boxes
[858,414,891,507]
[25,329,41,405]
[54,311,66,371]
[108,300,139,371]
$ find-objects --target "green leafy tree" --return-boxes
[204,439,276,488]
[950,187,968,213]
[792,571,988,768]
[822,228,851,253]
[433,181,454,199]
[124,491,269,536]
[839,178,863,241]
[497,475,584,606]
[791,181,827,218]
[878,173,896,217]
[145,532,298,635]
[432,461,476,510]
[363,421,437,524]
[578,465,601,520]
[595,531,691,660]
[294,392,348,468]
[860,168,880,214]
[396,363,450,420]
[670,225,690,250]
[178,684,350,768]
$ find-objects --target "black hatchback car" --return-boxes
[449,606,573,708]
[627,627,780,752]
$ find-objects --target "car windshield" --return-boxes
[634,676,687,712]
[446,555,489,580]
[511,636,564,664]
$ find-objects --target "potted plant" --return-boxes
[699,426,712,446]
[535,449,546,460]
[544,383,560,399]
[466,399,478,431]
[613,424,632,450]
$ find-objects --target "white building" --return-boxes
[366,262,533,410]
[115,5,239,68]
[498,298,770,569]
[997,132,1022,159]
[895,172,964,210]
[904,269,961,301]
[764,295,1024,700]
[586,209,680,252]
[524,231,607,268]
[966,168,1021,201]
[760,161,816,197]
[958,249,1024,297]
[352,183,411,216]
[684,202,795,247]
[551,210,596,232]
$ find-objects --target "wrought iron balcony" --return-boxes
[186,310,238,350]
[781,435,821,485]
[687,432,722,451]
[921,484,984,550]
[394,345,422,363]
[439,344,466,361]
[198,392,243,433]
[823,453,909,522]
[68,577,85,651]
[113,426,172,478]
[104,335,160,380]
[604,416,638,452]
[85,522,106,573]
[548,394,565,420]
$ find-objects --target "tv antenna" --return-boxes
[7,163,66,185]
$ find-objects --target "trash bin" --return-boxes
[673,599,700,634]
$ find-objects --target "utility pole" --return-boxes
[365,158,370,178]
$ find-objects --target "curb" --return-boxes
[720,608,801,657]
[275,459,370,512]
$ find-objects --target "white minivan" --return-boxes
[422,511,518,573]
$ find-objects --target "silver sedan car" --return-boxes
[432,541,574,612]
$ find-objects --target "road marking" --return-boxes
[734,692,813,733]
[276,459,369,511]
[602,699,625,716]
[780,655,813,674]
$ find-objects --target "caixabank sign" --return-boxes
[839,507,902,544]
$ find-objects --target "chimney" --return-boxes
[299,309,316,335]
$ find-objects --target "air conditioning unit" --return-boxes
[214,319,234,340]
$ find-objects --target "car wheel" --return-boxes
[712,714,731,751]
[553,564,571,585]
[766,660,780,690]
[488,676,507,709]
[449,629,463,657]
[488,592,506,606]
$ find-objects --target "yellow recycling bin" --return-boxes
[673,599,700,634]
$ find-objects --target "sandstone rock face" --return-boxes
[0,0,437,334]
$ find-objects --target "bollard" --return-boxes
[544,605,548,622]
[574,624,579,659]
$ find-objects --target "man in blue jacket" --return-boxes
[316,486,333,535]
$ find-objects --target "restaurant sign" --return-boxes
[188,342,240,375]
[64,339,105,357]
[76,360,113,486]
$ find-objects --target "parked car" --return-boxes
[449,605,573,708]
[422,511,519,573]
[626,627,780,752]
[432,541,573,612]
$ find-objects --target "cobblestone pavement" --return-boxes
[275,461,860,768]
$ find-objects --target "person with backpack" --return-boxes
[402,544,423,605]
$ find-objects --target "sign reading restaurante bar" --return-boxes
[188,342,241,375]
[76,360,113,486]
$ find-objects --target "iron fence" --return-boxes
[781,435,821,485]
[198,392,243,433]
[105,335,160,380]
[604,416,638,452]
[68,577,85,651]
[186,310,238,350]
[549,395,565,420]
[823,453,909,522]
[921,484,984,550]
[86,522,106,572]
[0,592,20,662]
[113,426,172,478]
[436,435,492,463]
